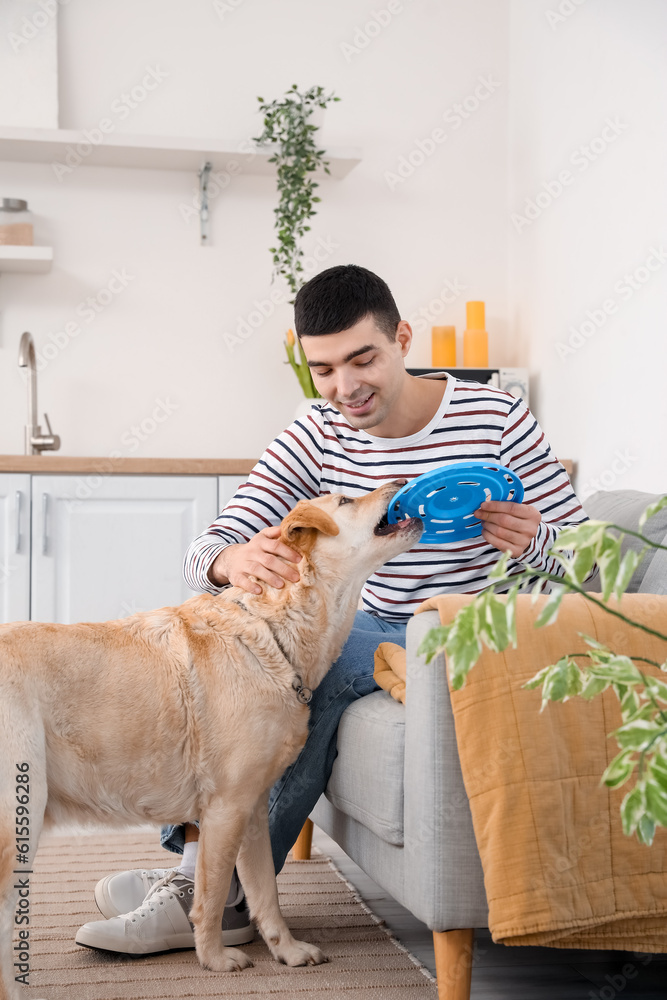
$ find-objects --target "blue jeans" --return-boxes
[160,610,407,874]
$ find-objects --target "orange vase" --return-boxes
[463,301,488,366]
[431,326,456,367]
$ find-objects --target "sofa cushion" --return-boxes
[583,490,667,594]
[325,690,405,846]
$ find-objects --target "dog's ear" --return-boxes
[281,502,339,553]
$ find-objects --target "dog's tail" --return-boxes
[0,693,46,1000]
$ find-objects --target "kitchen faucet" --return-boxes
[17,332,61,455]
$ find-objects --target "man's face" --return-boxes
[299,314,412,432]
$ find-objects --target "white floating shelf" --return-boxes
[0,126,362,179]
[0,245,53,274]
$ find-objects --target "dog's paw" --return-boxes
[276,938,328,967]
[200,945,253,972]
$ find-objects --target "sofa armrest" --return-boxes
[583,490,667,594]
[402,610,488,928]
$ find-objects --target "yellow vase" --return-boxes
[463,301,488,366]
[431,326,456,367]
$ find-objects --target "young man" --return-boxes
[76,264,588,955]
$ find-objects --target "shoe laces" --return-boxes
[125,869,245,922]
[127,870,194,922]
[139,867,168,893]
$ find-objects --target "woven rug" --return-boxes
[17,829,437,999]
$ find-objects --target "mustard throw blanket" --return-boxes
[374,593,667,950]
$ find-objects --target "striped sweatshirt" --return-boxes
[183,375,589,622]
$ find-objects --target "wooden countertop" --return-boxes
[0,456,258,475]
[0,454,574,479]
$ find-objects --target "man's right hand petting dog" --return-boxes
[0,483,421,997]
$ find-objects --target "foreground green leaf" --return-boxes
[554,521,609,549]
[639,496,667,530]
[580,673,610,699]
[621,784,645,837]
[534,584,566,628]
[586,655,644,686]
[417,625,450,664]
[614,718,663,751]
[445,604,483,689]
[637,813,656,846]
[489,550,511,580]
[602,749,636,789]
[596,533,622,602]
[645,780,667,827]
[649,754,667,794]
[614,548,642,599]
[644,675,667,705]
[525,657,582,710]
[477,591,511,653]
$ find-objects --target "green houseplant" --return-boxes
[253,84,340,399]
[419,496,667,845]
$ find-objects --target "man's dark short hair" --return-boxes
[294,264,400,340]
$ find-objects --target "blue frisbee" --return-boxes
[387,462,524,544]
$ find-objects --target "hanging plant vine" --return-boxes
[254,84,340,298]
[254,84,340,399]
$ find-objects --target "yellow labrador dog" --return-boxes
[0,482,421,998]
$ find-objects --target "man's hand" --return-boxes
[474,500,541,558]
[208,525,302,595]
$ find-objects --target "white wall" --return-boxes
[0,0,511,459]
[0,1,58,127]
[508,0,667,496]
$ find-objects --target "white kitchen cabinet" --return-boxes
[31,475,218,624]
[0,474,31,623]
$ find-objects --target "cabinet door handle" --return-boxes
[42,493,49,556]
[15,490,22,554]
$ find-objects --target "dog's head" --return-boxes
[280,481,423,581]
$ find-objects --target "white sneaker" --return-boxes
[77,870,254,954]
[94,865,246,916]
[94,867,170,919]
[77,871,196,955]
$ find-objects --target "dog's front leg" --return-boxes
[191,800,253,973]
[236,791,327,967]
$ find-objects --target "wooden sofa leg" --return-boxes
[433,928,474,1000]
[291,818,314,860]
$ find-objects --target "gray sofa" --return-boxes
[310,489,667,999]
